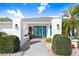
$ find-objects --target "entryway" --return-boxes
[33,26,46,38]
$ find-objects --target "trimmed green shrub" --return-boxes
[52,34,72,56]
[0,32,7,37]
[0,35,20,53]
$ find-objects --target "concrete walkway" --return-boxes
[23,39,51,56]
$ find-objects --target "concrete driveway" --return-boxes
[23,39,51,56]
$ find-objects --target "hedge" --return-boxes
[52,34,72,56]
[0,35,20,53]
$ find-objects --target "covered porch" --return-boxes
[23,17,52,38]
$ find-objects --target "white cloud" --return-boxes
[37,3,49,14]
[6,9,25,18]
[23,3,27,5]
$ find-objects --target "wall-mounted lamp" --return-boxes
[15,24,18,29]
[57,24,60,30]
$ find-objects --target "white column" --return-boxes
[11,17,23,47]
[51,17,62,37]
[47,25,50,37]
[25,25,29,35]
[23,24,29,36]
[20,20,24,47]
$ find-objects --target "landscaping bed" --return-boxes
[42,39,79,56]
[42,39,59,56]
[42,35,79,56]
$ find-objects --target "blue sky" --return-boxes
[0,3,75,18]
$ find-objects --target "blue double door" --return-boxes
[33,26,46,38]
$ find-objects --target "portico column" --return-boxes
[51,17,62,37]
[11,17,23,47]
[47,25,51,37]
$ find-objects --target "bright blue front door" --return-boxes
[33,26,46,38]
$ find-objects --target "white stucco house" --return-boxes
[0,16,62,47]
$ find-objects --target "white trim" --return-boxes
[0,22,50,23]
[24,22,51,24]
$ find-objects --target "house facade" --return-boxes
[0,16,62,46]
[23,17,52,38]
[22,17,62,38]
[0,17,62,38]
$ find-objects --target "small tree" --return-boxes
[62,4,79,37]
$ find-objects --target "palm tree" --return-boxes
[62,4,79,38]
